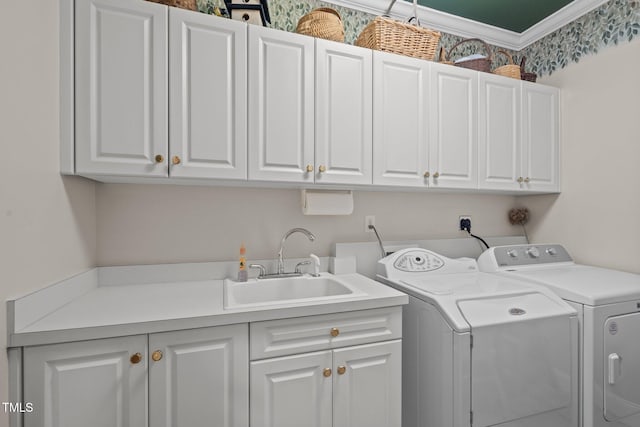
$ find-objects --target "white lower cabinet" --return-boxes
[250,308,402,427]
[23,335,148,427]
[23,324,249,427]
[148,324,248,427]
[251,350,333,427]
[251,341,401,427]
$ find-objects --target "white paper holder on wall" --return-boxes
[301,189,354,215]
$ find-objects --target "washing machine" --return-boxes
[376,247,578,427]
[478,244,640,427]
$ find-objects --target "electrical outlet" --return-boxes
[459,216,472,231]
[365,215,376,233]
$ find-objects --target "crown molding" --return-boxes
[324,0,611,51]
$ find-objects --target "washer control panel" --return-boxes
[377,248,478,281]
[491,244,572,268]
[393,250,444,272]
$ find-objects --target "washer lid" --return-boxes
[503,265,640,306]
[458,292,572,327]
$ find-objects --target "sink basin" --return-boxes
[224,275,360,309]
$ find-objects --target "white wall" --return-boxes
[96,184,520,266]
[522,37,640,273]
[0,0,97,417]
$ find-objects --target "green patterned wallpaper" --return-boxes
[198,0,640,77]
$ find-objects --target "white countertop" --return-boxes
[8,264,407,347]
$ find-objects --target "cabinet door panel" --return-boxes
[522,82,560,192]
[333,340,402,427]
[169,10,247,179]
[316,39,372,184]
[75,0,168,176]
[478,74,521,190]
[250,351,332,427]
[429,63,477,189]
[23,335,147,427]
[149,324,249,427]
[248,26,314,182]
[373,51,429,187]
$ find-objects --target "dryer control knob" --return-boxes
[546,247,557,256]
[526,247,540,258]
[507,250,518,258]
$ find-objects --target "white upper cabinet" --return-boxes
[169,10,247,180]
[478,73,521,191]
[521,82,560,192]
[315,39,372,185]
[248,25,315,182]
[373,51,430,187]
[429,63,478,189]
[75,0,168,177]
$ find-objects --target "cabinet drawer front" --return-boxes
[250,307,402,360]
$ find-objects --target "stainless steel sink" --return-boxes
[223,274,360,309]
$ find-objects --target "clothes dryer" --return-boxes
[377,247,578,427]
[478,244,640,427]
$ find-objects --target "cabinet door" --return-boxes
[149,324,249,427]
[248,26,314,182]
[521,82,560,192]
[333,340,402,427]
[315,39,372,185]
[169,10,247,179]
[429,63,477,189]
[478,73,521,190]
[373,51,430,187]
[23,335,147,427]
[250,351,332,427]
[75,0,168,177]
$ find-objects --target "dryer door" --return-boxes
[459,294,573,427]
[604,313,640,421]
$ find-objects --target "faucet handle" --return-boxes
[294,260,312,274]
[310,254,321,277]
[248,264,267,278]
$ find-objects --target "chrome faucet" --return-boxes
[277,228,316,274]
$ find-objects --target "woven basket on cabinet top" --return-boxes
[146,0,197,10]
[445,38,492,72]
[295,8,345,43]
[520,57,537,82]
[355,16,441,61]
[493,50,521,79]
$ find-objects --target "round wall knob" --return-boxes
[242,13,250,21]
[330,328,340,337]
[517,177,524,183]
[154,154,164,164]
[323,368,332,378]
[337,366,346,375]
[318,165,327,173]
[524,177,531,183]
[306,164,313,173]
[151,350,163,362]
[433,172,440,179]
[130,352,142,364]
[423,171,430,178]
[172,156,181,165]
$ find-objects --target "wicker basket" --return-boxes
[493,50,521,79]
[296,8,345,43]
[445,38,492,72]
[146,0,197,10]
[355,16,441,61]
[520,57,537,82]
